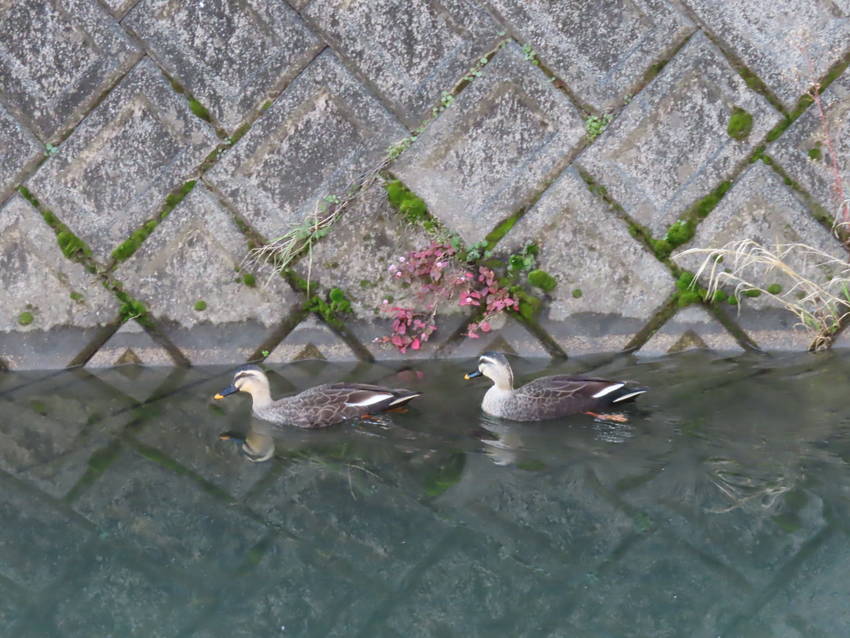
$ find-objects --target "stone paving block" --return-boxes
[133,369,274,499]
[499,167,673,354]
[72,448,267,577]
[441,315,551,359]
[0,104,42,202]
[27,58,218,264]
[192,536,383,638]
[0,0,141,141]
[85,321,178,368]
[125,0,322,131]
[563,531,748,636]
[674,161,847,350]
[770,71,850,216]
[733,528,850,637]
[265,316,360,363]
[0,196,119,371]
[579,31,782,238]
[0,474,91,593]
[683,0,850,110]
[639,306,743,354]
[49,553,202,638]
[206,50,406,240]
[302,0,501,128]
[114,185,301,365]
[394,42,586,246]
[252,457,455,588]
[486,0,694,111]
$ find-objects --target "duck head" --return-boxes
[214,365,272,406]
[464,352,514,390]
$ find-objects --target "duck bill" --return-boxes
[218,430,245,442]
[464,370,482,380]
[213,385,238,400]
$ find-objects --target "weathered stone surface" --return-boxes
[206,50,406,240]
[683,0,850,110]
[579,31,782,238]
[770,71,850,215]
[266,315,359,363]
[0,0,141,141]
[51,554,201,638]
[0,105,42,202]
[501,167,673,353]
[125,0,322,131]
[85,321,177,368]
[0,196,119,370]
[27,59,218,264]
[99,0,137,19]
[674,161,846,350]
[441,315,551,359]
[302,0,500,128]
[486,0,694,110]
[73,448,267,576]
[394,42,586,246]
[114,185,300,365]
[0,474,91,592]
[640,306,743,354]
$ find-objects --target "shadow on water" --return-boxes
[2,352,850,636]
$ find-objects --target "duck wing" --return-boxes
[285,383,422,428]
[514,376,645,418]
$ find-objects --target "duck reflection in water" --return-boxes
[218,420,275,462]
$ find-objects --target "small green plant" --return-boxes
[521,43,539,64]
[585,114,613,140]
[307,288,352,327]
[572,288,583,298]
[808,146,822,161]
[18,311,34,326]
[261,349,270,357]
[194,300,207,311]
[242,273,257,287]
[727,107,753,140]
[507,244,538,273]
[70,291,84,303]
[767,283,783,295]
[44,143,58,156]
[527,269,556,292]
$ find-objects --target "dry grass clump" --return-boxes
[680,239,850,350]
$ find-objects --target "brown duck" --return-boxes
[214,365,422,428]
[465,352,646,422]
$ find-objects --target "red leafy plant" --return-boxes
[375,242,519,352]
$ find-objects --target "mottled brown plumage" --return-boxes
[465,352,646,422]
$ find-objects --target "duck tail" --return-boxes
[610,386,648,404]
[388,390,423,407]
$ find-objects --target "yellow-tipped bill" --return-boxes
[464,370,482,380]
[213,384,238,400]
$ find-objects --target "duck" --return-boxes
[213,365,422,428]
[218,423,275,462]
[464,352,646,422]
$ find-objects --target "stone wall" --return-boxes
[1,0,849,370]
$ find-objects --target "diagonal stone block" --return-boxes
[206,50,406,240]
[113,185,301,365]
[0,196,119,371]
[394,42,586,246]
[0,104,42,202]
[770,71,850,216]
[441,315,551,359]
[27,58,219,265]
[673,161,847,349]
[683,0,850,110]
[72,448,267,577]
[266,316,360,363]
[85,321,177,368]
[0,474,91,593]
[302,0,501,128]
[499,167,674,354]
[124,0,323,131]
[486,0,694,110]
[0,0,141,141]
[579,31,782,238]
[639,306,743,354]
[99,0,137,19]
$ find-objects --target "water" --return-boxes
[2,351,850,637]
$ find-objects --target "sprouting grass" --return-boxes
[680,239,850,350]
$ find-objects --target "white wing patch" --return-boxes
[591,383,625,398]
[612,390,646,403]
[345,393,394,407]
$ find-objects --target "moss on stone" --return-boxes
[572,288,582,299]
[194,300,207,311]
[767,283,782,294]
[742,289,761,298]
[385,180,437,233]
[242,273,256,287]
[808,146,822,161]
[727,107,753,140]
[18,311,34,326]
[527,269,556,292]
[188,98,212,122]
[70,291,84,303]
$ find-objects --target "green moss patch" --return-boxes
[307,287,352,328]
[527,269,556,292]
[767,283,782,295]
[17,311,34,326]
[194,300,207,311]
[727,107,753,140]
[242,273,257,287]
[572,288,583,298]
[385,180,436,232]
